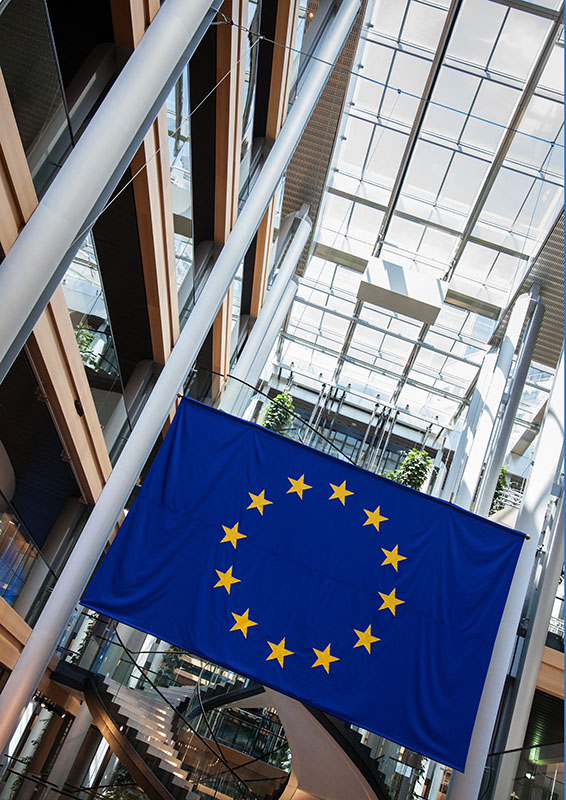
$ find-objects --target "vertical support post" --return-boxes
[446,349,564,800]
[44,703,93,800]
[219,210,311,415]
[440,347,499,502]
[454,293,533,510]
[474,292,544,517]
[492,491,563,800]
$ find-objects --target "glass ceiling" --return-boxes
[277,0,563,435]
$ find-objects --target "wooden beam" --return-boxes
[0,69,111,505]
[112,0,180,367]
[536,646,564,700]
[250,0,299,317]
[212,0,247,398]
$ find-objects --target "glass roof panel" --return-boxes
[403,140,453,200]
[445,0,506,67]
[417,226,458,264]
[435,151,490,212]
[400,0,447,50]
[422,66,481,141]
[460,80,520,153]
[387,51,431,123]
[539,43,565,93]
[339,116,374,176]
[385,216,425,253]
[367,0,410,39]
[352,41,392,110]
[479,167,535,228]
[487,10,552,81]
[364,127,410,187]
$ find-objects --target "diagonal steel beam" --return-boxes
[444,6,564,279]
[372,0,464,257]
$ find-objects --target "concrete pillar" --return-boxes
[0,708,52,800]
[44,703,93,800]
[492,493,564,799]
[447,349,564,800]
[454,292,533,511]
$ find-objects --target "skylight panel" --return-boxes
[487,10,552,81]
[435,152,490,213]
[364,127,410,187]
[479,168,535,228]
[445,0,506,68]
[367,0,410,39]
[403,140,453,200]
[417,227,458,264]
[539,43,565,93]
[460,80,520,153]
[400,1,447,50]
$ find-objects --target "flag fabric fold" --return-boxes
[82,397,524,771]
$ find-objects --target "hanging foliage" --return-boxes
[489,467,508,515]
[261,390,295,435]
[384,449,432,491]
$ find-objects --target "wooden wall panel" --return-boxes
[112,0,180,367]
[0,70,111,505]
[211,0,247,398]
[536,646,564,700]
[250,0,299,317]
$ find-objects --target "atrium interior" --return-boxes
[0,0,563,799]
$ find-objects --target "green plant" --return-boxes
[102,764,145,799]
[261,390,295,435]
[489,467,508,515]
[155,645,184,687]
[384,449,432,491]
[75,320,94,355]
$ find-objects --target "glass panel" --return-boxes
[61,234,130,462]
[487,10,552,82]
[446,0,506,67]
[0,0,73,196]
[401,0,447,50]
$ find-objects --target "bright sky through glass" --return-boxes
[277,0,562,432]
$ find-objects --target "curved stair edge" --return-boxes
[303,706,391,800]
[84,675,179,800]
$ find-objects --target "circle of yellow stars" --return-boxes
[213,473,407,674]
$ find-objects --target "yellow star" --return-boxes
[381,545,406,572]
[220,523,247,549]
[287,474,312,499]
[266,637,294,668]
[354,625,380,654]
[329,481,354,505]
[214,566,241,594]
[230,608,258,638]
[312,644,340,674]
[363,505,389,531]
[378,588,404,616]
[247,490,273,515]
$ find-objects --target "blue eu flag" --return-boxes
[82,398,524,771]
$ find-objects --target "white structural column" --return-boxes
[454,292,533,510]
[44,702,93,800]
[219,208,312,416]
[0,708,52,799]
[447,349,564,800]
[440,347,499,502]
[0,0,219,386]
[0,0,361,756]
[492,491,564,799]
[474,292,545,517]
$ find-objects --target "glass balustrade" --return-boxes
[0,489,57,625]
[57,609,290,800]
[483,741,564,800]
